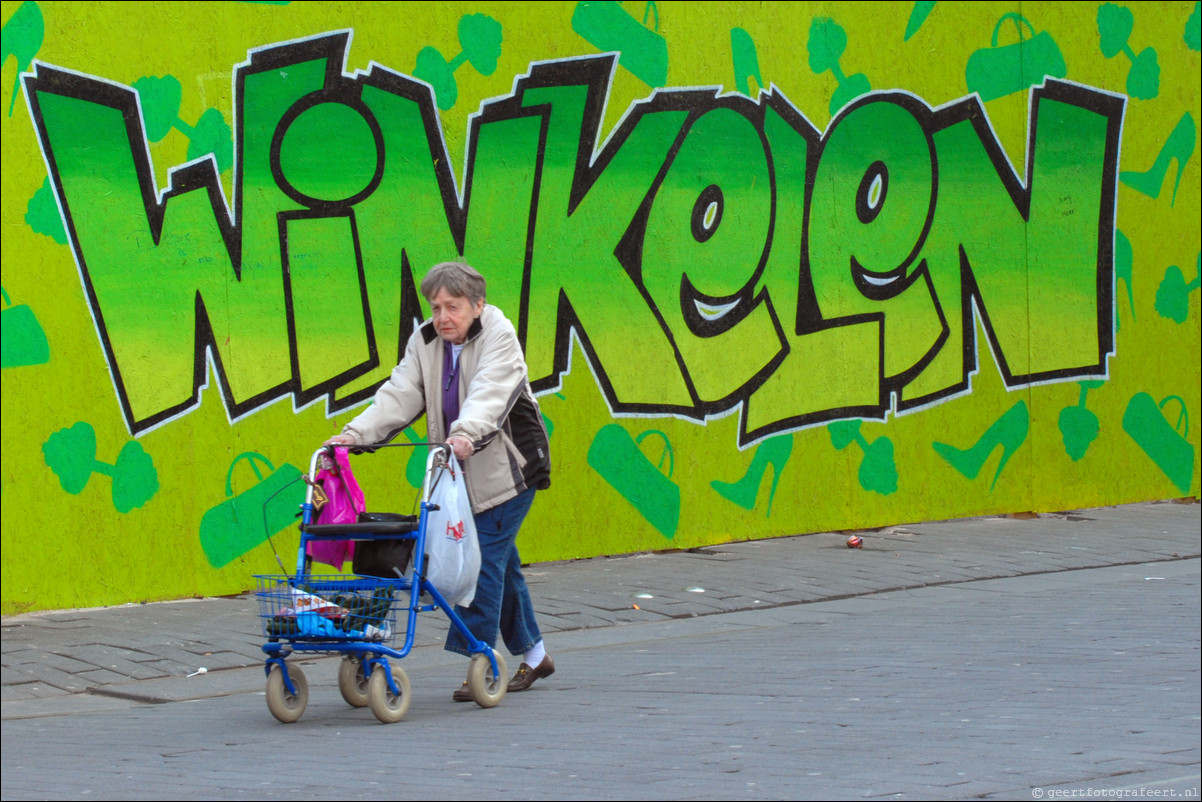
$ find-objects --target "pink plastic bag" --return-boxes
[305,448,364,570]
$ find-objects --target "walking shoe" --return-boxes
[452,681,473,702]
[507,654,555,692]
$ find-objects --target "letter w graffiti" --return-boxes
[26,66,282,433]
[24,34,432,434]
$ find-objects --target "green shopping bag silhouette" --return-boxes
[965,13,1066,102]
[572,1,668,87]
[587,424,679,538]
[199,453,304,568]
[1,288,50,368]
[1123,393,1194,494]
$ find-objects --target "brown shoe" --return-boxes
[508,654,555,692]
[452,681,473,702]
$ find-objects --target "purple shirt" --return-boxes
[442,344,461,429]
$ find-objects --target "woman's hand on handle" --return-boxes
[447,435,474,461]
[324,434,356,447]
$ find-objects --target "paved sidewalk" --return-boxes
[2,499,1198,720]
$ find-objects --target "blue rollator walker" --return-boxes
[255,442,507,723]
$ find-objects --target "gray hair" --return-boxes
[421,261,487,305]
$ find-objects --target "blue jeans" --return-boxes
[444,487,542,658]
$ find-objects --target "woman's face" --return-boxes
[430,287,484,345]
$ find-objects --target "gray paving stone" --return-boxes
[1,500,1198,800]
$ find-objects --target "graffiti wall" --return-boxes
[2,1,1198,614]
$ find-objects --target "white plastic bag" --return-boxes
[424,453,480,607]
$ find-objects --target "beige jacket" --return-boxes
[341,304,551,513]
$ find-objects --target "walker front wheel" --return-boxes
[467,649,507,708]
[367,664,411,723]
[265,664,308,723]
[337,656,370,708]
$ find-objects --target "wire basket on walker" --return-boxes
[254,442,506,724]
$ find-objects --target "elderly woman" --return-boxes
[326,261,554,699]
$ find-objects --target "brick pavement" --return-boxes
[2,499,1198,715]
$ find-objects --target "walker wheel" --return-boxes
[467,649,507,708]
[265,664,308,723]
[367,663,411,723]
[337,656,370,708]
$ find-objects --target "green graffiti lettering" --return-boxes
[909,85,1121,407]
[746,96,880,437]
[808,97,946,394]
[26,39,1121,445]
[519,61,692,407]
[341,73,463,405]
[30,85,253,427]
[233,52,333,402]
[641,104,784,405]
[282,213,374,394]
[462,113,544,322]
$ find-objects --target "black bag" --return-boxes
[351,513,418,578]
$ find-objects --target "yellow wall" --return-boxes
[2,1,1199,613]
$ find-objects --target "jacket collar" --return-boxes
[420,307,486,345]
